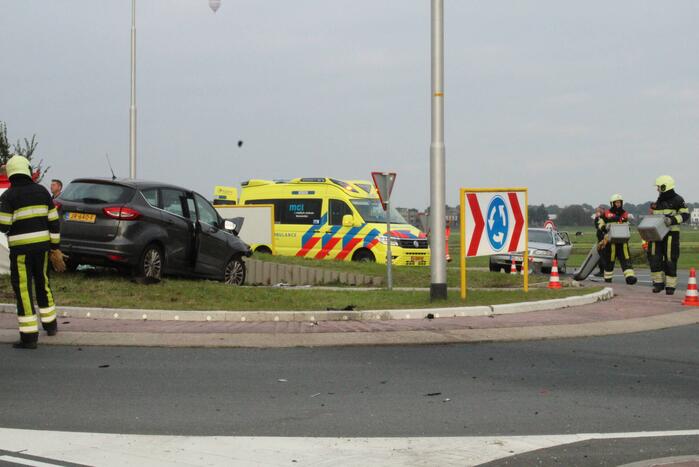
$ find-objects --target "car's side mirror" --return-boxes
[223,220,239,235]
[556,240,566,246]
[342,214,354,228]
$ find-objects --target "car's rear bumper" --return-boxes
[490,254,555,269]
[60,238,142,266]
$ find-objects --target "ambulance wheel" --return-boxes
[224,256,246,285]
[353,249,375,263]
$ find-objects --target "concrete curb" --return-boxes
[1,307,696,348]
[0,288,613,323]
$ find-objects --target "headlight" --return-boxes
[532,249,554,257]
[378,235,399,247]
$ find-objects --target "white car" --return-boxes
[489,228,573,274]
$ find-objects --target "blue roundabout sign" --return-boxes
[486,195,509,251]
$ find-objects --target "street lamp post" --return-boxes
[129,0,137,179]
[429,0,447,300]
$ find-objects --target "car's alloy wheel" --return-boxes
[224,257,246,285]
[141,246,162,280]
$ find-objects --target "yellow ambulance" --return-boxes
[239,177,430,265]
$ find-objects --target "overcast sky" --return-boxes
[2,1,697,209]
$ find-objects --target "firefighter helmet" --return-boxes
[5,155,31,178]
[655,175,675,193]
[609,193,623,205]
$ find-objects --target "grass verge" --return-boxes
[0,272,601,311]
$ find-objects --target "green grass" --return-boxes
[0,271,602,311]
[448,225,699,269]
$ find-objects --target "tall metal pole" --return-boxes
[429,0,447,300]
[386,198,393,290]
[129,0,137,179]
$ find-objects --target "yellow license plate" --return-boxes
[66,212,96,223]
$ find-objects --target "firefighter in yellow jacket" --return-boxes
[0,155,66,349]
[648,175,689,295]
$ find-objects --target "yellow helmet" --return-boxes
[609,193,623,204]
[5,155,32,178]
[655,175,675,192]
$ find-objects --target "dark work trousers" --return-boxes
[648,231,680,289]
[601,241,636,282]
[9,251,57,343]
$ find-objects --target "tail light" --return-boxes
[103,206,141,220]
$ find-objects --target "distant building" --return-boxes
[412,205,461,233]
[396,207,421,229]
[691,208,699,225]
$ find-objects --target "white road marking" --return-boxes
[0,455,64,467]
[0,428,698,467]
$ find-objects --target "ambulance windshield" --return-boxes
[351,199,408,224]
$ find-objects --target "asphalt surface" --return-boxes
[585,269,690,289]
[1,325,697,438]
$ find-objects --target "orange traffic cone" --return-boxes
[548,259,561,289]
[510,258,517,274]
[682,268,699,306]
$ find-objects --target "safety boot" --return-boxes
[12,341,37,350]
[652,283,665,293]
[604,278,612,283]
[666,287,675,295]
[44,321,58,336]
[625,276,637,285]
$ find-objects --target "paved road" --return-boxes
[1,314,697,465]
[585,269,691,289]
[463,266,693,289]
[2,326,697,438]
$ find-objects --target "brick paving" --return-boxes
[0,284,688,336]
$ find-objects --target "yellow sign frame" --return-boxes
[460,187,529,300]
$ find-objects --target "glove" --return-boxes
[663,216,673,227]
[49,249,67,273]
[597,237,609,251]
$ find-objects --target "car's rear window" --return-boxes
[61,182,134,205]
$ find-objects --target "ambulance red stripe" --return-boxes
[335,237,363,260]
[296,236,321,257]
[315,237,342,259]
